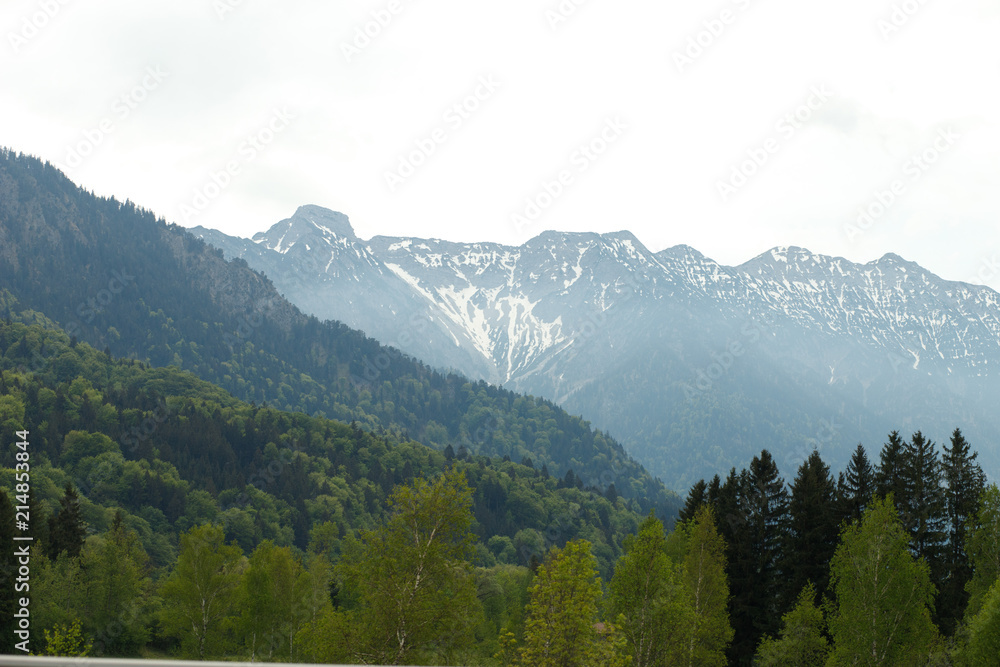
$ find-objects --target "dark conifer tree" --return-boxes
[899,431,947,585]
[727,451,789,665]
[110,508,126,533]
[939,427,986,632]
[874,430,907,511]
[604,483,617,503]
[717,467,749,663]
[784,450,838,607]
[46,483,87,560]
[838,443,874,526]
[679,478,708,523]
[706,474,722,506]
[714,468,742,548]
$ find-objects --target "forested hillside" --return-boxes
[0,313,649,657]
[0,148,677,515]
[1,320,997,664]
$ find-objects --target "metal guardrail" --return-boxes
[0,659,410,667]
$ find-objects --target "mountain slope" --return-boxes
[0,312,646,584]
[192,207,495,381]
[0,148,677,514]
[194,206,1000,488]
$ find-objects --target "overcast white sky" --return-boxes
[3,0,999,289]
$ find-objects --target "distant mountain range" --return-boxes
[0,149,676,515]
[194,206,1000,488]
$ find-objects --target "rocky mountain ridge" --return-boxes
[193,206,1000,486]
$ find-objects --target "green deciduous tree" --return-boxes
[965,484,1000,619]
[519,539,627,667]
[827,495,939,666]
[609,513,692,666]
[293,607,358,664]
[678,505,733,666]
[82,512,152,655]
[288,552,334,660]
[159,523,245,659]
[477,563,533,653]
[957,578,1000,666]
[338,467,482,665]
[41,620,92,657]
[754,583,829,666]
[30,548,86,639]
[236,540,299,661]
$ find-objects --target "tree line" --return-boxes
[678,430,997,665]
[4,441,999,664]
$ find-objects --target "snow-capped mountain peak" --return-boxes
[252,205,356,255]
[194,208,1000,485]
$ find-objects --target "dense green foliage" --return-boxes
[2,356,999,664]
[609,514,693,666]
[958,578,1000,665]
[827,496,939,665]
[158,523,243,659]
[609,507,732,666]
[754,584,828,666]
[965,483,1000,619]
[0,315,652,657]
[334,469,480,664]
[684,435,993,665]
[511,539,627,667]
